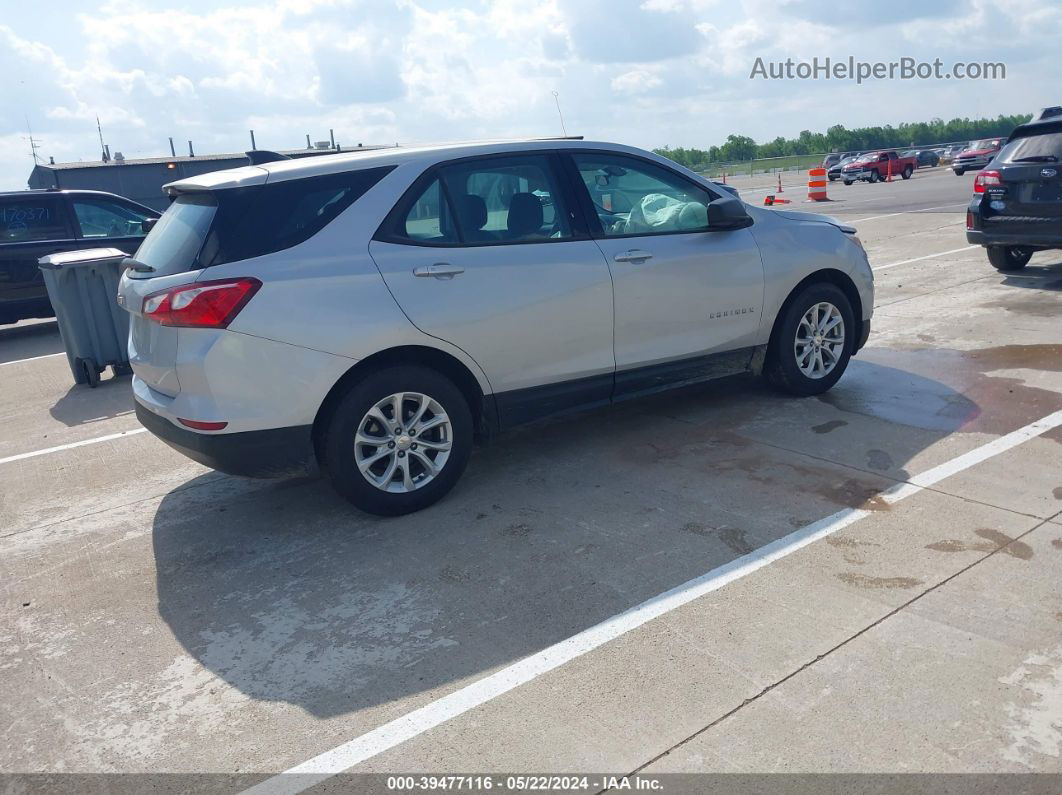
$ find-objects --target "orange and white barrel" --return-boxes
[807,168,829,201]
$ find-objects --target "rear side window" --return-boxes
[998,132,1062,163]
[200,166,394,266]
[0,198,68,242]
[399,178,459,243]
[135,193,217,277]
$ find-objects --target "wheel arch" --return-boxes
[312,345,494,466]
[767,269,865,358]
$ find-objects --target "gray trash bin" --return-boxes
[38,247,132,388]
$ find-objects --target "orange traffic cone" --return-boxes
[764,195,775,206]
[886,159,893,183]
[772,197,791,204]
[722,171,727,185]
[777,173,783,193]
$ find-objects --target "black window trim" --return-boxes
[0,194,76,243]
[373,150,593,248]
[557,148,739,241]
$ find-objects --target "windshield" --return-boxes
[969,139,1000,150]
[131,193,216,278]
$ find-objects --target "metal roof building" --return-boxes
[26,145,392,211]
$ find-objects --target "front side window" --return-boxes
[72,197,153,239]
[0,198,67,242]
[572,153,715,237]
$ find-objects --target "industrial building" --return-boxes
[26,142,391,211]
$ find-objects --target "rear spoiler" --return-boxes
[246,150,292,165]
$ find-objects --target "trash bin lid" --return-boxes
[39,247,129,269]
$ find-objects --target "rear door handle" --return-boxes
[413,263,465,279]
[614,250,653,263]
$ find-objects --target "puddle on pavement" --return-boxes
[820,344,1062,434]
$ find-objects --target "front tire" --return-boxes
[868,170,880,183]
[954,168,965,176]
[764,283,855,396]
[322,365,473,516]
[986,246,1033,272]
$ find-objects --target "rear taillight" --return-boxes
[143,277,261,328]
[966,211,975,230]
[973,170,1001,193]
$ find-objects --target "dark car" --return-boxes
[0,189,159,325]
[903,149,940,168]
[966,117,1062,271]
[827,154,859,181]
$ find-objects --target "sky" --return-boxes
[1,0,1059,190]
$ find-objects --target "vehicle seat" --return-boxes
[506,193,544,239]
[454,194,493,242]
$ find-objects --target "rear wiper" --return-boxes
[1012,155,1059,163]
[121,257,155,274]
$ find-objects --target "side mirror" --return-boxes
[141,217,159,234]
[706,196,753,231]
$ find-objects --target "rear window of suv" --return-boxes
[136,165,394,276]
[996,132,1062,164]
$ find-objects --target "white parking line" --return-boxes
[244,408,1062,795]
[872,245,979,273]
[850,203,967,223]
[0,428,147,466]
[0,352,65,367]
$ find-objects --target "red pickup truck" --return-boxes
[841,150,917,184]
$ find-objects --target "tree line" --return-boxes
[654,113,1032,170]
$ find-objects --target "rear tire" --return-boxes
[764,283,855,396]
[322,365,473,516]
[954,168,965,176]
[987,246,1033,272]
[902,165,913,179]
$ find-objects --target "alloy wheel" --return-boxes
[794,302,846,379]
[354,392,453,492]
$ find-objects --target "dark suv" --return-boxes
[0,189,159,325]
[966,118,1062,271]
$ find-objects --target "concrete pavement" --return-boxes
[1,170,1060,790]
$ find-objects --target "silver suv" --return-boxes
[118,139,873,515]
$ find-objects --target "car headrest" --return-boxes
[507,192,543,236]
[455,194,487,231]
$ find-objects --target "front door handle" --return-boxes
[413,263,465,279]
[614,249,653,263]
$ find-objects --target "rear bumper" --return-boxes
[135,401,316,478]
[966,229,1062,249]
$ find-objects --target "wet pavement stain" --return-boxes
[812,420,847,434]
[925,529,1033,560]
[1051,538,1062,550]
[1053,486,1062,500]
[837,573,922,590]
[827,535,880,549]
[818,479,891,511]
[819,344,1062,435]
[718,527,754,555]
[502,522,532,538]
[866,449,894,471]
[978,295,1062,318]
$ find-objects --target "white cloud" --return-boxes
[0,0,1057,191]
